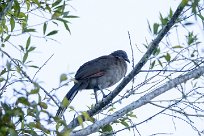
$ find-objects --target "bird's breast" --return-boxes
[94,58,127,89]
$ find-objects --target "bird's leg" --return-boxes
[100,90,106,98]
[94,87,107,104]
[94,88,98,104]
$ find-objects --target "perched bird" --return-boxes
[56,50,130,118]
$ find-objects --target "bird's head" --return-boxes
[111,50,130,63]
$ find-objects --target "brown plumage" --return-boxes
[56,50,129,118]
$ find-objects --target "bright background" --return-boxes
[4,0,204,135]
[43,1,200,135]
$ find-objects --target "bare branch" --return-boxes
[0,48,59,107]
[0,0,14,21]
[71,65,204,136]
[66,1,187,131]
[32,54,54,80]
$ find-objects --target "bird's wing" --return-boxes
[75,55,114,80]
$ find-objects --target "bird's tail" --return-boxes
[56,83,81,118]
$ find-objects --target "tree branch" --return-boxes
[66,0,187,130]
[71,65,204,136]
[0,48,59,107]
[0,0,14,21]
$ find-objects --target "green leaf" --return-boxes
[45,4,51,13]
[6,61,11,70]
[23,52,28,63]
[28,65,39,68]
[0,68,7,76]
[13,0,20,14]
[81,111,94,122]
[63,21,71,33]
[0,26,3,34]
[39,102,48,109]
[65,15,79,18]
[16,97,30,106]
[60,73,67,83]
[0,77,4,82]
[153,23,160,35]
[164,53,171,62]
[186,32,198,46]
[159,12,168,26]
[198,14,204,20]
[62,11,69,17]
[23,28,36,33]
[32,0,41,7]
[25,0,30,10]
[52,0,62,7]
[150,60,155,69]
[4,35,11,42]
[101,124,113,132]
[13,107,24,117]
[108,107,116,112]
[28,122,36,128]
[52,12,61,19]
[1,102,11,111]
[19,45,24,51]
[46,30,58,36]
[56,18,69,23]
[52,21,59,26]
[26,36,31,50]
[28,46,36,52]
[16,65,21,73]
[62,97,70,107]
[30,88,39,94]
[10,17,15,32]
[43,22,47,35]
[172,45,183,48]
[55,18,71,33]
[128,114,137,118]
[77,116,84,128]
[169,7,173,18]
[120,120,130,130]
[18,12,26,18]
[9,128,18,136]
[157,59,163,67]
[2,22,8,33]
[152,47,160,56]
[147,20,152,33]
[126,111,137,118]
[60,130,70,136]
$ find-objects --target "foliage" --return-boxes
[0,0,77,135]
[1,0,204,136]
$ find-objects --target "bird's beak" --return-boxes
[125,58,130,63]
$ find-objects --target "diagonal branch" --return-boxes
[66,0,188,130]
[71,64,204,136]
[0,0,14,21]
[0,48,59,107]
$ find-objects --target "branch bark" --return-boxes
[0,0,14,21]
[0,48,59,107]
[66,0,188,131]
[71,64,204,136]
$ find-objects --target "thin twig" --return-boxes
[0,48,59,107]
[0,0,14,21]
[128,31,135,93]
[32,54,54,80]
[150,102,204,117]
[67,2,187,131]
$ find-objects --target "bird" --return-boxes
[56,50,130,118]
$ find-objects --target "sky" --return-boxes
[2,0,204,135]
[35,0,203,135]
[41,0,179,88]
